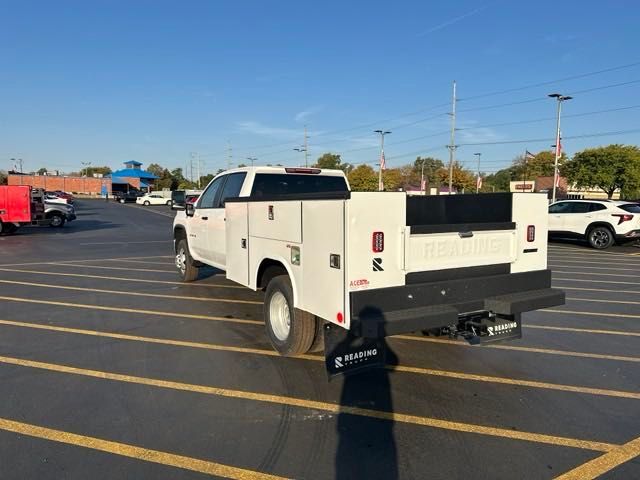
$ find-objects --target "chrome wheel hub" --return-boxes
[176,248,187,274]
[269,291,291,341]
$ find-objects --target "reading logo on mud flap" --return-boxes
[487,321,518,336]
[334,348,378,369]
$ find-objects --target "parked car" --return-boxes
[48,190,75,203]
[136,193,172,206]
[45,201,76,227]
[113,191,141,203]
[548,199,640,249]
[44,193,70,205]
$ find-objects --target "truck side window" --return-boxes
[217,173,247,207]
[197,176,225,209]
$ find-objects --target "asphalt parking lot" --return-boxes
[0,199,638,479]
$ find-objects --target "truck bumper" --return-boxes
[349,269,564,339]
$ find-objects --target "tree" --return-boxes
[484,168,513,192]
[511,150,565,181]
[382,168,403,191]
[413,157,444,186]
[314,153,353,173]
[237,163,247,168]
[199,173,215,187]
[436,162,475,192]
[563,144,640,199]
[347,165,378,191]
[37,167,48,175]
[146,163,165,178]
[85,166,112,177]
[0,170,7,185]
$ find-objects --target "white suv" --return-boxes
[548,200,640,249]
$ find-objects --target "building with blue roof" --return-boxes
[109,160,158,192]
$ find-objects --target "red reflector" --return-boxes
[527,225,535,242]
[336,312,344,323]
[612,214,633,225]
[284,168,321,174]
[372,232,384,252]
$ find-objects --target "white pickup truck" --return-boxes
[173,166,564,375]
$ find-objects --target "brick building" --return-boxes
[8,173,111,195]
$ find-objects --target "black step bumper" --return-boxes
[350,269,565,338]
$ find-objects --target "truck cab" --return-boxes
[173,167,349,270]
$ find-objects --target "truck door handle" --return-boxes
[201,216,208,220]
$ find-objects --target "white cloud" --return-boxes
[295,105,324,123]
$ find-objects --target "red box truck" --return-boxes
[0,186,47,234]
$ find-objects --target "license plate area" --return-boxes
[455,311,522,345]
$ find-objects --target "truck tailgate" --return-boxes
[404,224,517,272]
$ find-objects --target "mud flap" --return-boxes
[324,323,386,378]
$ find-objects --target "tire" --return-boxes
[166,200,172,206]
[48,214,65,228]
[264,275,316,356]
[587,226,614,249]
[144,200,150,206]
[308,317,325,353]
[175,239,199,282]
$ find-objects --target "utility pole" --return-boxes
[420,158,426,195]
[190,152,201,188]
[549,93,572,203]
[447,80,457,195]
[81,161,91,177]
[246,157,257,167]
[474,152,482,193]
[303,125,308,167]
[227,143,232,170]
[374,130,391,191]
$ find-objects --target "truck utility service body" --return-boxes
[173,167,564,375]
[0,186,75,234]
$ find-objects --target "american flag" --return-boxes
[380,150,386,171]
[421,178,427,191]
[555,137,562,158]
[555,168,561,188]
[476,175,482,190]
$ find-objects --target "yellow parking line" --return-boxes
[555,435,640,480]
[548,257,640,267]
[0,296,262,326]
[554,277,640,287]
[0,256,174,268]
[0,267,246,289]
[393,336,640,363]
[556,286,640,295]
[567,296,640,305]
[0,417,282,480]
[525,325,640,337]
[548,246,636,257]
[543,309,640,320]
[2,318,638,401]
[550,264,640,272]
[0,280,262,305]
[553,270,637,278]
[0,354,617,452]
[48,263,176,273]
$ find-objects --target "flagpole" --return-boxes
[549,93,572,203]
[522,149,527,192]
[374,130,391,191]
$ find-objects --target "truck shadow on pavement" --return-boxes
[19,220,122,236]
[335,337,399,480]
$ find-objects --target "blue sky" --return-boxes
[1,0,639,177]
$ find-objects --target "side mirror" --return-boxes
[185,203,195,217]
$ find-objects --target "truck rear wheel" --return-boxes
[0,221,18,235]
[264,275,316,356]
[175,239,199,282]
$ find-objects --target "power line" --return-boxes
[457,127,640,147]
[458,60,640,102]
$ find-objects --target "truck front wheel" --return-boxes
[264,275,316,356]
[175,239,199,282]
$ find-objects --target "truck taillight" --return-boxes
[612,214,633,225]
[527,225,535,242]
[284,167,321,174]
[372,232,384,252]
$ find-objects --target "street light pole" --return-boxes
[293,147,306,166]
[420,158,426,195]
[447,80,457,195]
[374,130,391,191]
[474,153,481,193]
[548,93,572,203]
[246,157,257,167]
